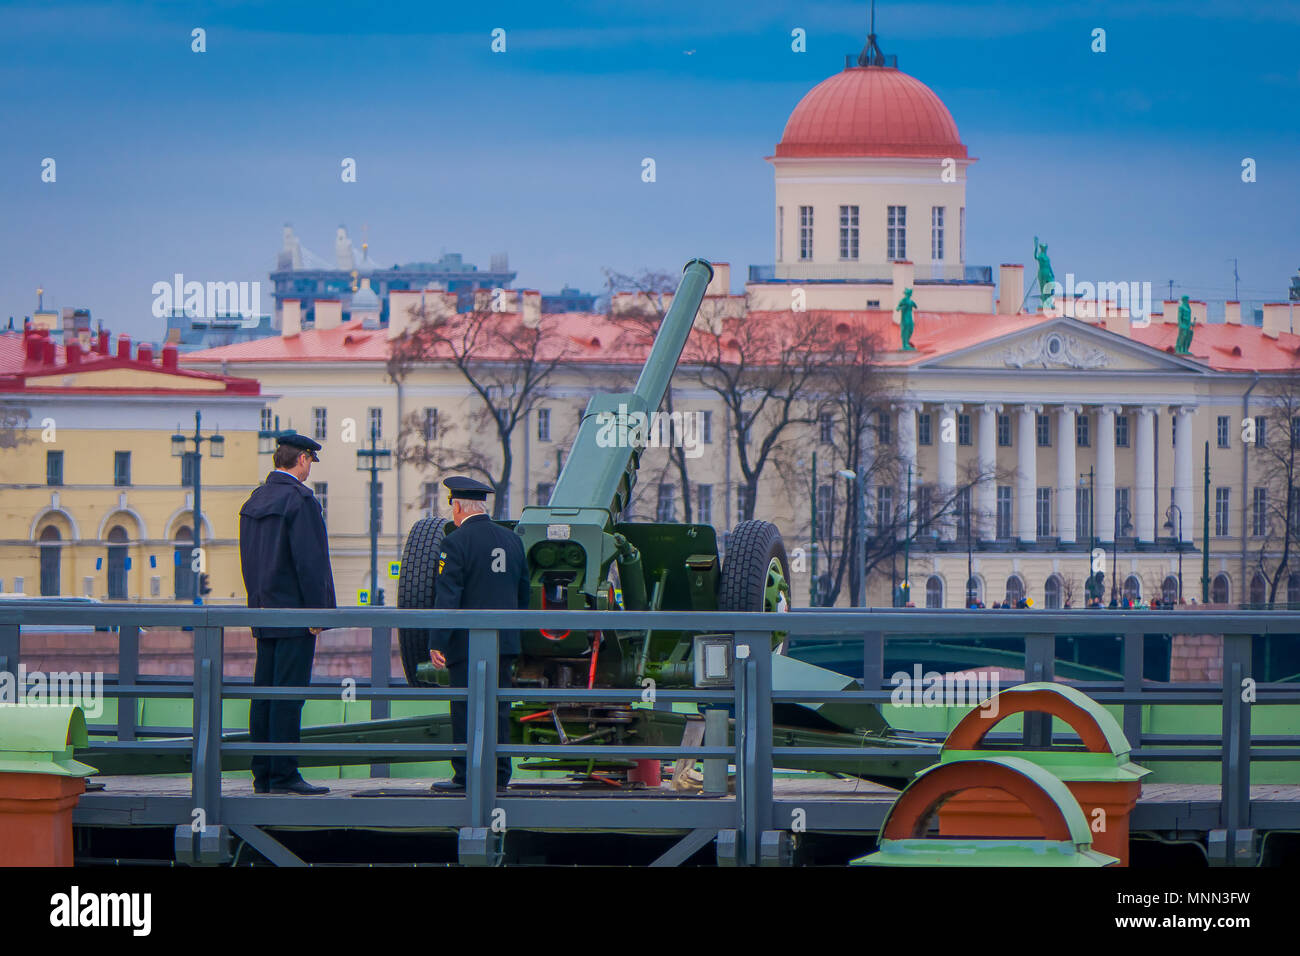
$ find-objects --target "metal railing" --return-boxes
[2,604,1299,866]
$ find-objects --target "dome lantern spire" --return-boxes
[851,0,896,69]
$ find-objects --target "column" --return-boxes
[977,403,1002,541]
[1017,404,1042,543]
[1135,405,1158,543]
[1173,405,1195,543]
[938,403,961,542]
[1096,405,1120,544]
[895,402,919,541]
[1056,404,1081,544]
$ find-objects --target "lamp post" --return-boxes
[1201,440,1211,603]
[901,463,912,607]
[810,451,819,607]
[171,410,224,604]
[1111,503,1132,606]
[1163,503,1184,604]
[356,424,393,605]
[836,467,866,607]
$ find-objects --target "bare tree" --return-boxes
[1248,372,1300,606]
[387,299,569,519]
[0,403,33,451]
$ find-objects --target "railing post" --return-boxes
[735,630,771,866]
[117,624,140,742]
[185,622,225,865]
[862,630,884,696]
[1022,633,1055,748]
[369,625,391,778]
[1121,631,1143,750]
[0,623,18,677]
[1220,632,1254,865]
[465,628,498,829]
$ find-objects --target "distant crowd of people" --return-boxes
[963,596,1194,610]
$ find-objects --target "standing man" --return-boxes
[239,433,336,795]
[428,476,530,792]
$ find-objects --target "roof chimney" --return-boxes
[705,263,731,297]
[281,299,301,338]
[314,298,342,331]
[25,331,41,361]
[43,340,56,364]
[997,264,1023,315]
[161,344,179,370]
[137,343,153,364]
[97,328,109,354]
[522,290,542,328]
[117,334,131,359]
[1224,301,1241,325]
[66,340,81,365]
[1262,303,1292,339]
[1161,300,1178,325]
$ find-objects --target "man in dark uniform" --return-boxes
[239,433,336,795]
[428,476,530,791]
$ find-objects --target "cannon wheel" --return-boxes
[397,516,451,686]
[719,520,791,625]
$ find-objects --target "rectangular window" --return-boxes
[314,482,328,522]
[1256,416,1267,446]
[1077,487,1092,541]
[312,407,327,441]
[1217,415,1230,448]
[537,408,551,442]
[817,484,833,538]
[956,486,971,538]
[260,408,273,432]
[777,206,783,262]
[369,481,383,533]
[918,485,934,526]
[181,451,196,487]
[113,451,131,487]
[799,206,814,260]
[702,410,713,444]
[839,205,859,260]
[876,486,893,532]
[46,450,63,486]
[1253,487,1267,537]
[1116,414,1130,447]
[1036,414,1051,447]
[1076,414,1090,447]
[367,407,383,440]
[1215,487,1231,536]
[421,481,438,516]
[877,410,892,444]
[1291,416,1300,449]
[997,413,1012,447]
[996,486,1012,538]
[1036,487,1052,537]
[423,407,438,442]
[697,484,712,525]
[931,206,945,261]
[535,482,554,507]
[819,412,834,443]
[736,484,752,521]
[655,484,674,522]
[887,205,907,260]
[917,413,932,446]
[1115,487,1131,537]
[957,413,972,446]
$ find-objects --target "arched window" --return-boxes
[39,525,61,596]
[1005,575,1025,606]
[173,527,195,600]
[965,575,983,607]
[107,525,129,600]
[1162,575,1180,605]
[1123,575,1141,604]
[1043,574,1062,609]
[1211,573,1231,605]
[925,575,944,609]
[1250,572,1268,607]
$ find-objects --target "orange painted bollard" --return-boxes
[935,683,1148,866]
[0,705,97,867]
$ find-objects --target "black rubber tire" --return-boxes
[719,520,790,612]
[397,516,451,686]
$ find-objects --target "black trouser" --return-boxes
[447,655,516,786]
[249,629,316,789]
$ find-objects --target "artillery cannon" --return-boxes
[397,258,937,787]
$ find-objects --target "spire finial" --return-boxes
[856,0,889,67]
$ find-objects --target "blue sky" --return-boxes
[1,0,1297,339]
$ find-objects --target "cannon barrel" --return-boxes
[631,258,714,414]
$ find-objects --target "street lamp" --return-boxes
[1163,503,1184,605]
[836,468,866,607]
[258,414,293,455]
[356,424,393,605]
[1111,503,1132,606]
[170,410,224,604]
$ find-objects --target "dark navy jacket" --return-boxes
[239,470,336,638]
[429,513,530,664]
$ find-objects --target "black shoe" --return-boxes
[253,782,269,794]
[270,780,330,795]
[429,779,466,792]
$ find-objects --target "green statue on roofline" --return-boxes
[1034,236,1055,311]
[1175,295,1194,354]
[897,287,916,350]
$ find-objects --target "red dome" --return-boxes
[776,67,966,159]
